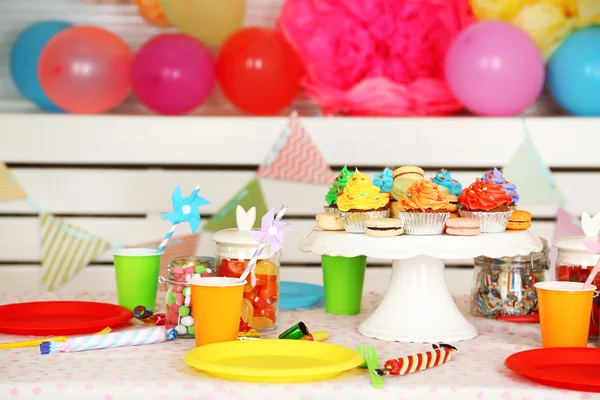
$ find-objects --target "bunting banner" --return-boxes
[131,233,199,291]
[502,135,565,206]
[203,177,268,232]
[40,213,111,292]
[0,162,27,202]
[257,111,337,185]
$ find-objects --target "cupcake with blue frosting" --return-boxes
[481,168,519,204]
[431,168,462,196]
[372,168,393,193]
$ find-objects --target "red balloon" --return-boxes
[216,27,303,115]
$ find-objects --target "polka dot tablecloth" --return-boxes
[0,291,598,400]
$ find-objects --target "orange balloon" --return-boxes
[134,0,171,27]
[38,26,132,114]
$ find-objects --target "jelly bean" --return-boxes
[179,306,190,317]
[184,266,195,275]
[175,293,185,306]
[187,325,195,335]
[167,292,176,306]
[183,287,191,297]
[195,265,206,274]
[167,311,180,325]
[172,265,185,278]
[184,296,191,307]
[176,325,187,335]
[181,316,194,327]
[173,284,185,293]
[170,304,180,315]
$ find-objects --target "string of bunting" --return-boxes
[1,111,568,290]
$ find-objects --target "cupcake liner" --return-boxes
[458,210,513,233]
[397,212,450,235]
[323,205,339,214]
[339,209,390,233]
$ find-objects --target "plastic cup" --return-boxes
[113,248,162,312]
[321,255,366,315]
[535,281,597,348]
[189,276,245,346]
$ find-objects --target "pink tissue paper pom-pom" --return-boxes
[279,0,475,116]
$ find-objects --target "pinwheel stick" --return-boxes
[583,260,600,289]
[157,186,200,254]
[238,205,288,284]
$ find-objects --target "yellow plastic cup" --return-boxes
[189,276,245,347]
[534,281,597,348]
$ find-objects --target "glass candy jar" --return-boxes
[212,207,281,331]
[159,256,214,338]
[555,236,600,340]
[471,238,548,318]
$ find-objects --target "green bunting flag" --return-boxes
[203,177,268,232]
[40,213,111,292]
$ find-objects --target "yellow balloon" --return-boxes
[470,0,536,21]
[160,0,246,47]
[513,2,577,60]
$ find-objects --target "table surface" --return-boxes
[0,291,598,400]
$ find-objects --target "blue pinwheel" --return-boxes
[157,186,210,253]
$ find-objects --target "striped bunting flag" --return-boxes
[40,213,111,292]
[0,162,27,201]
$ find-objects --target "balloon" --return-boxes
[160,0,245,47]
[38,26,132,114]
[9,21,73,111]
[134,0,170,27]
[445,21,544,116]
[216,28,303,115]
[131,34,215,115]
[547,26,600,116]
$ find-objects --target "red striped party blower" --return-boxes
[375,344,458,376]
[237,204,294,285]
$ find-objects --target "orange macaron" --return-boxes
[506,210,532,230]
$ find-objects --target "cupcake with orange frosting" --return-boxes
[337,169,390,233]
[397,180,451,235]
[458,180,514,233]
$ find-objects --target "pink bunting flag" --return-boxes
[550,208,584,277]
[257,111,337,185]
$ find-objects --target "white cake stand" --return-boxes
[300,230,543,343]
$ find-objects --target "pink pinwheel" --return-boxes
[250,208,295,254]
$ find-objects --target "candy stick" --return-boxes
[375,344,457,376]
[583,259,600,289]
[157,186,201,254]
[39,327,176,355]
[238,205,288,284]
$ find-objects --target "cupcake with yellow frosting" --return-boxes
[337,169,390,233]
[397,180,451,235]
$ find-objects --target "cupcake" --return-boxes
[431,168,462,196]
[458,180,514,233]
[324,165,354,213]
[480,168,519,204]
[373,168,393,193]
[396,180,450,235]
[391,166,425,200]
[337,169,390,233]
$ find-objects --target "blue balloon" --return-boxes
[9,21,73,111]
[547,26,600,116]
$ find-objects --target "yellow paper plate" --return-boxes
[183,339,363,382]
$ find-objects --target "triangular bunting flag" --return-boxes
[257,111,337,185]
[502,135,565,206]
[40,213,111,292]
[549,208,585,277]
[0,162,27,202]
[203,177,268,232]
[130,233,200,291]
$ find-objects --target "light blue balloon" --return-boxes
[547,26,600,116]
[9,21,73,112]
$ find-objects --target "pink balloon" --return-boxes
[38,26,132,114]
[445,21,544,116]
[131,34,215,115]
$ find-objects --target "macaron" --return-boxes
[391,166,425,200]
[447,195,459,213]
[392,166,425,180]
[506,210,532,230]
[365,218,404,237]
[390,201,401,219]
[445,218,480,236]
[315,213,344,231]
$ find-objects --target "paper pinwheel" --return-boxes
[161,186,210,234]
[250,208,295,254]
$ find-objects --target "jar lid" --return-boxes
[554,236,596,254]
[475,237,549,268]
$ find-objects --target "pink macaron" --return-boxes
[445,218,480,236]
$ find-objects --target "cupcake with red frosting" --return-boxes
[458,180,514,233]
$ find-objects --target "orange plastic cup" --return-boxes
[189,276,245,347]
[534,281,597,348]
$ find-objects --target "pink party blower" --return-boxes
[131,34,215,115]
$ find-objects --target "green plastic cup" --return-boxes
[321,255,366,315]
[113,248,162,312]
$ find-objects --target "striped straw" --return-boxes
[238,205,288,284]
[157,186,200,254]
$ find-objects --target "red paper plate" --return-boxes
[505,347,600,392]
[0,301,133,336]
